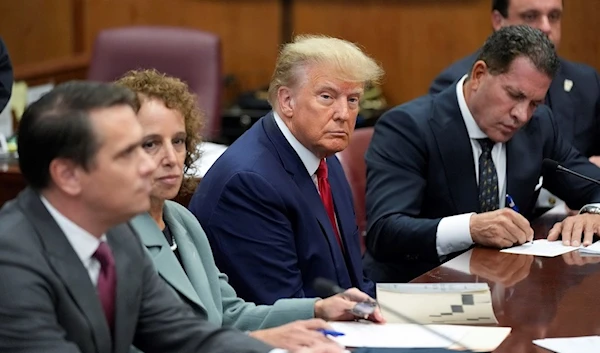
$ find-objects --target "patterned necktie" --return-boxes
[93,241,116,333]
[477,138,499,212]
[316,159,344,251]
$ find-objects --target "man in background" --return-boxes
[365,26,600,283]
[430,0,600,212]
[0,37,12,113]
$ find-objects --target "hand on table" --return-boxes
[547,213,600,247]
[250,319,335,351]
[470,209,534,248]
[314,287,385,323]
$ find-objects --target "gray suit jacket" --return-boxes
[0,188,273,353]
[130,200,316,331]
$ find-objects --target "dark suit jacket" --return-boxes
[364,83,600,283]
[0,37,13,113]
[0,188,273,353]
[429,52,600,157]
[189,113,375,305]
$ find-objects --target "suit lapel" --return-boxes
[263,115,350,284]
[18,189,112,353]
[505,124,542,217]
[328,158,362,286]
[429,87,479,213]
[547,63,576,140]
[131,213,204,311]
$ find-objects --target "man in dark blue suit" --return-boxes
[0,37,13,113]
[431,0,600,166]
[189,35,384,304]
[364,25,600,283]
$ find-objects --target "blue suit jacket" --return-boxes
[0,37,13,113]
[189,113,375,304]
[364,83,600,283]
[429,52,600,157]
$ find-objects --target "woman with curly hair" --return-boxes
[116,69,375,353]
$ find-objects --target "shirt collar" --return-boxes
[456,75,488,140]
[273,112,321,176]
[40,196,106,263]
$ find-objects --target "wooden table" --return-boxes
[411,212,600,352]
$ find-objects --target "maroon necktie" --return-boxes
[316,159,343,251]
[93,241,116,333]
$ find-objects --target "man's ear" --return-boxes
[277,86,295,118]
[491,10,505,31]
[48,158,83,196]
[469,60,489,91]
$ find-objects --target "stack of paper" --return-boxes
[533,336,600,353]
[578,241,600,255]
[500,239,600,257]
[328,321,511,352]
[376,283,498,325]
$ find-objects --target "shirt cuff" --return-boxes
[436,213,475,258]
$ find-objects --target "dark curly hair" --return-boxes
[115,69,204,196]
[475,24,559,78]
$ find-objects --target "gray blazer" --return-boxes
[130,200,316,331]
[0,188,273,353]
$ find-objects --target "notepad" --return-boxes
[376,283,498,325]
[500,239,600,257]
[533,335,600,353]
[328,322,511,352]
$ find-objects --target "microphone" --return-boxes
[542,158,600,186]
[312,278,474,352]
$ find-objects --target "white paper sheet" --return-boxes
[533,336,600,353]
[500,239,579,257]
[328,322,468,348]
[500,239,600,257]
[578,241,600,255]
[327,322,511,352]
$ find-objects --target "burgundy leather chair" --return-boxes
[87,26,222,141]
[338,127,374,254]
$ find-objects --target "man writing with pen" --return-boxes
[362,25,600,283]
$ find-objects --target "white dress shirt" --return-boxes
[40,196,106,286]
[435,75,507,257]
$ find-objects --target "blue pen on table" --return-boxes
[317,329,345,337]
[506,194,533,244]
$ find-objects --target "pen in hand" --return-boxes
[317,329,345,337]
[506,194,533,245]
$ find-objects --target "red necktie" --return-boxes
[93,241,116,333]
[316,159,343,251]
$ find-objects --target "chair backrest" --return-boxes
[338,127,374,253]
[87,26,222,141]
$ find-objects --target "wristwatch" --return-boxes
[579,204,600,215]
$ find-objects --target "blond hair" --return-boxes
[115,69,204,196]
[267,34,384,106]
